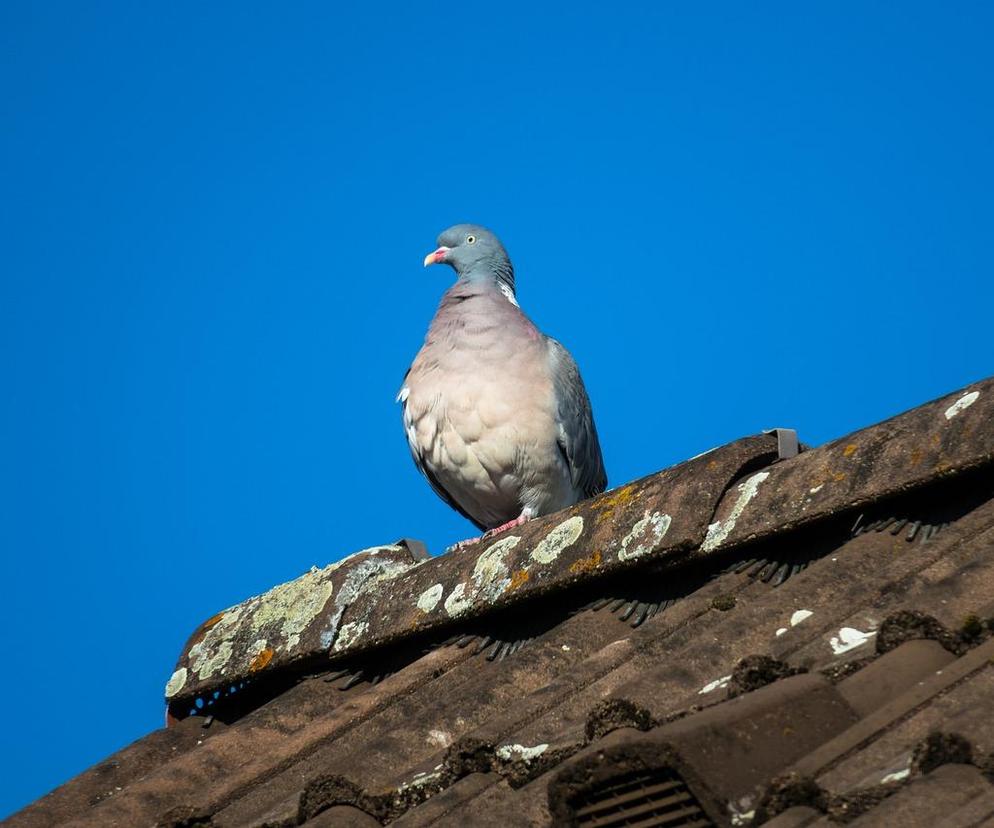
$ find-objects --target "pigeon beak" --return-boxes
[423,246,450,267]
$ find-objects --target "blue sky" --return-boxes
[2,2,992,817]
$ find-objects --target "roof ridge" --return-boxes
[163,377,993,726]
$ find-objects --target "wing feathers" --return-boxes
[546,337,607,498]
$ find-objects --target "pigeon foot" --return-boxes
[481,513,531,540]
[445,536,483,553]
[444,512,533,554]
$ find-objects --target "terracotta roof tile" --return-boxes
[10,376,994,827]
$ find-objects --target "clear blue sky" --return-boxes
[2,2,991,817]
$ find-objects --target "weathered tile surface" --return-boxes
[10,377,994,828]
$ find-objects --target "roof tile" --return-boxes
[12,375,994,827]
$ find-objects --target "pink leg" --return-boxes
[445,511,533,553]
[481,513,530,540]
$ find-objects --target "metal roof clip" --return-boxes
[395,537,431,561]
[763,428,800,461]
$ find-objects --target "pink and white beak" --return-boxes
[423,246,451,267]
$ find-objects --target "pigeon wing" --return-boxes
[546,337,607,499]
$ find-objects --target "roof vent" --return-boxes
[567,768,714,827]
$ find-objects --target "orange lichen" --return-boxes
[201,612,225,630]
[249,647,274,672]
[843,443,857,457]
[596,484,638,524]
[508,569,531,591]
[832,472,847,481]
[569,550,602,575]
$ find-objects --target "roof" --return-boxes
[9,377,994,827]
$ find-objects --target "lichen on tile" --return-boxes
[531,516,584,564]
[618,511,671,561]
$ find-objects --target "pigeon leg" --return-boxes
[445,511,533,554]
[481,512,531,540]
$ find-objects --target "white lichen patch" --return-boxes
[397,765,444,793]
[699,674,732,694]
[729,795,756,824]
[945,390,980,420]
[165,667,188,698]
[881,768,910,784]
[830,626,877,655]
[531,516,584,564]
[444,582,473,617]
[319,554,418,649]
[729,808,756,826]
[247,564,337,651]
[189,639,234,681]
[363,556,420,589]
[618,511,672,561]
[417,583,444,614]
[495,743,549,762]
[473,535,520,600]
[333,620,368,652]
[180,546,420,691]
[425,729,452,749]
[182,604,246,681]
[809,484,824,494]
[702,471,770,552]
[329,543,404,571]
[775,627,788,637]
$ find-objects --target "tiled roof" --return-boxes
[9,378,994,827]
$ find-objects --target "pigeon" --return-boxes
[398,224,606,543]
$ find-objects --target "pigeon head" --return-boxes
[423,224,515,295]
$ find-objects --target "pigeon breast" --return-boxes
[402,280,573,529]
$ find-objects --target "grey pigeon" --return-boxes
[398,224,606,541]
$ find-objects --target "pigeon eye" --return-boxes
[466,235,476,245]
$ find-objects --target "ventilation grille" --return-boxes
[569,768,713,827]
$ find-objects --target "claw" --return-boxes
[444,536,483,554]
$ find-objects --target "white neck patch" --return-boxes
[499,282,519,307]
